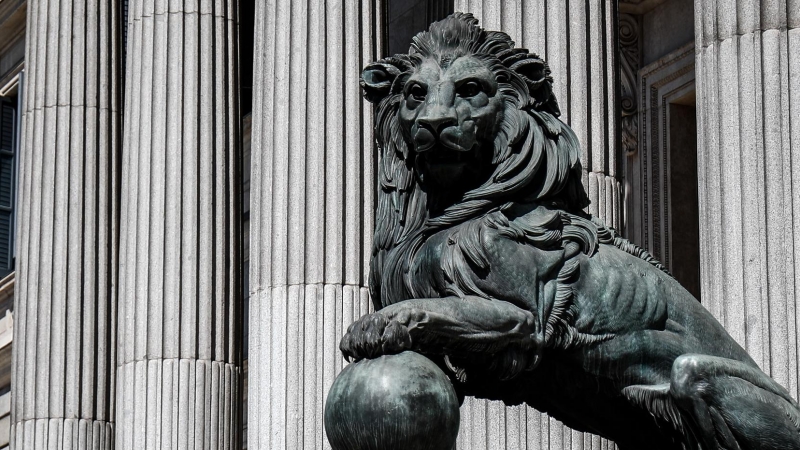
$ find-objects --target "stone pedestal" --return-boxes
[247,1,381,449]
[694,2,800,400]
[115,0,242,448]
[10,0,120,448]
[453,2,621,449]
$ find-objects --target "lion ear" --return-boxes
[361,61,403,103]
[508,54,562,117]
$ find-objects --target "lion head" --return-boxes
[363,13,590,307]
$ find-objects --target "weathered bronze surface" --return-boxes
[324,351,460,450]
[331,13,800,449]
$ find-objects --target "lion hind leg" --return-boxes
[668,354,800,450]
[622,384,707,449]
[622,384,685,434]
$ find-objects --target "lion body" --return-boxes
[379,201,758,446]
[351,13,800,449]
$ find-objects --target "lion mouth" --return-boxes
[422,146,474,165]
[414,142,494,194]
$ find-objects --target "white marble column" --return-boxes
[115,0,242,448]
[247,1,381,449]
[10,0,120,448]
[694,0,800,401]
[454,2,621,449]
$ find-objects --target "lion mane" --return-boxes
[364,13,664,349]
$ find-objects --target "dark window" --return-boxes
[0,99,16,278]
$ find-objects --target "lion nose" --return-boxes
[417,111,457,135]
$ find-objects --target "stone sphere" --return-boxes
[324,351,460,450]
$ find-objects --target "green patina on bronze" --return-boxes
[325,351,459,450]
[328,13,800,450]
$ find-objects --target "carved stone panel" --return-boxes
[625,43,695,270]
[619,14,640,157]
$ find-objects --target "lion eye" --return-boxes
[458,81,482,98]
[409,84,427,101]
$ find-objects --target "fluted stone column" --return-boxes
[454,2,621,449]
[10,0,120,448]
[694,1,800,401]
[115,0,242,448]
[247,1,381,449]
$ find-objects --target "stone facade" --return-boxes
[0,0,795,449]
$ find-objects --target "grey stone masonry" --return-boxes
[115,0,242,447]
[453,2,620,449]
[247,1,381,449]
[10,0,121,448]
[694,0,800,406]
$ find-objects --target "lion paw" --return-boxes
[340,313,412,361]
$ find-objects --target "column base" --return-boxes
[11,419,114,450]
[116,359,240,450]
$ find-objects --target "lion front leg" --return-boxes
[339,295,544,379]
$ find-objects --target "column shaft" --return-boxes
[248,0,380,449]
[11,0,120,448]
[453,2,621,449]
[115,0,242,448]
[694,0,800,399]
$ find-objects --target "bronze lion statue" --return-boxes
[340,13,800,449]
